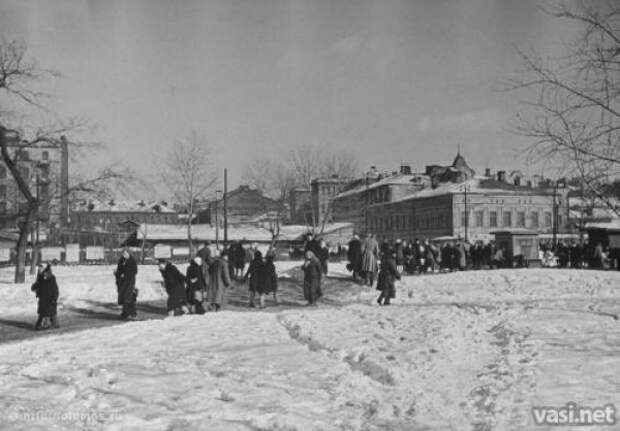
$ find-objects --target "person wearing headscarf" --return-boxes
[245,250,264,308]
[114,249,138,320]
[31,263,59,330]
[159,260,189,316]
[302,250,323,306]
[186,256,207,314]
[376,248,400,306]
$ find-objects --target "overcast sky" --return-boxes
[0,0,588,196]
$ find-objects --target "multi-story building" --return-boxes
[332,165,429,232]
[0,137,69,230]
[367,177,569,242]
[197,185,281,227]
[288,187,311,224]
[310,176,352,226]
[330,153,569,241]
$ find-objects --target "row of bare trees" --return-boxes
[242,143,359,238]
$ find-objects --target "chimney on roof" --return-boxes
[484,168,491,177]
[400,164,412,175]
[497,171,506,182]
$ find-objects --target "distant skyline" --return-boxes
[0,0,590,199]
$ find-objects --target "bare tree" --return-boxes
[509,2,620,218]
[242,158,297,240]
[158,131,217,253]
[287,143,359,232]
[1,40,131,283]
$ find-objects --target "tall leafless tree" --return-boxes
[1,40,132,283]
[509,2,620,218]
[157,131,217,253]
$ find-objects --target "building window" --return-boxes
[395,216,399,230]
[517,211,525,228]
[475,211,484,228]
[42,151,49,161]
[0,166,6,179]
[409,215,413,229]
[503,211,512,228]
[531,212,539,229]
[490,211,497,228]
[545,212,552,227]
[0,184,6,199]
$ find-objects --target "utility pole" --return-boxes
[364,172,369,234]
[223,168,228,245]
[215,190,220,248]
[552,182,558,248]
[462,183,469,242]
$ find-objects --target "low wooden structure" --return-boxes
[492,229,541,268]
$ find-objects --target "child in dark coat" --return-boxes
[158,260,189,316]
[31,264,59,330]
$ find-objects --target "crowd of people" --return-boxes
[540,240,614,269]
[27,233,617,329]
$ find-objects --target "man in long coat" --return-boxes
[114,250,138,320]
[361,233,379,286]
[207,251,232,311]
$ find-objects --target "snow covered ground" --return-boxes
[1,263,619,430]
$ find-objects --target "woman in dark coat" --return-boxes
[159,260,189,316]
[377,249,401,306]
[244,251,264,308]
[231,242,246,279]
[262,254,279,305]
[31,264,59,330]
[186,256,207,314]
[302,251,323,305]
[114,250,138,320]
[347,235,362,281]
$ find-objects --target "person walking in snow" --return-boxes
[361,233,379,286]
[207,250,232,311]
[347,234,362,281]
[186,256,207,314]
[302,250,323,306]
[114,249,138,320]
[376,248,400,306]
[317,239,329,275]
[232,241,246,280]
[159,260,190,316]
[245,250,264,308]
[31,263,59,330]
[262,254,279,305]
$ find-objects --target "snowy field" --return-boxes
[1,263,619,430]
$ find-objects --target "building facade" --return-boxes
[367,178,570,242]
[0,138,69,230]
[310,176,351,226]
[288,187,311,224]
[198,185,281,227]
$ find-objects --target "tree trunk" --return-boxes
[15,205,35,283]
